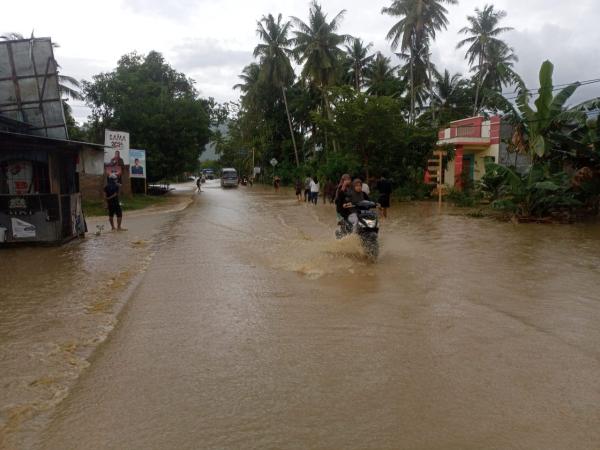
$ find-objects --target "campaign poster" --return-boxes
[4,161,33,195]
[104,130,130,166]
[129,149,147,179]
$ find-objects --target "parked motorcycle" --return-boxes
[335,200,380,260]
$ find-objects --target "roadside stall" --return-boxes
[0,130,104,244]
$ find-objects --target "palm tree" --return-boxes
[291,1,350,151]
[253,13,299,165]
[430,69,472,124]
[233,63,261,95]
[396,40,432,115]
[344,38,374,91]
[457,4,514,115]
[1,32,84,101]
[381,0,457,123]
[254,14,295,87]
[364,52,401,96]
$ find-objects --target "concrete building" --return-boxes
[436,116,530,189]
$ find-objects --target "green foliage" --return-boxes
[482,160,581,218]
[83,51,211,181]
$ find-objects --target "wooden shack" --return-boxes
[0,130,104,244]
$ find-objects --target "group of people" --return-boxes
[292,172,393,219]
[334,172,392,223]
[295,176,344,205]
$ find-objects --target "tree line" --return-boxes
[218,0,520,187]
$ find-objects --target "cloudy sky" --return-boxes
[4,0,599,122]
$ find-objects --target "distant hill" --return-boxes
[200,122,229,162]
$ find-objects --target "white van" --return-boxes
[220,168,238,188]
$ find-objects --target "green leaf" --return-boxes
[550,83,580,118]
[532,181,560,191]
[532,135,546,157]
[534,60,554,123]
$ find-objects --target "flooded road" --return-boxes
[4,181,600,449]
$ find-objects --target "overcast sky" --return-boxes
[4,0,599,122]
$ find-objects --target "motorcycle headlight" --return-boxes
[363,219,377,228]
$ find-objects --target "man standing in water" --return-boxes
[104,173,125,231]
[376,171,393,219]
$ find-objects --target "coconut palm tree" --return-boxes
[381,0,457,123]
[429,69,472,124]
[253,13,299,165]
[233,63,261,94]
[364,52,401,96]
[344,38,374,91]
[291,1,350,151]
[396,40,433,114]
[254,14,294,87]
[457,4,514,115]
[1,31,84,101]
[291,2,349,100]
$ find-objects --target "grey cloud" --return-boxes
[170,38,252,73]
[506,24,600,105]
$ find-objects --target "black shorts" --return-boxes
[108,201,122,218]
[379,194,391,208]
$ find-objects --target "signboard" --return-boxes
[270,158,278,167]
[104,130,130,166]
[253,167,261,175]
[0,38,68,139]
[5,161,32,195]
[129,149,146,179]
[11,218,36,239]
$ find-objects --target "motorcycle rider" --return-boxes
[335,174,352,224]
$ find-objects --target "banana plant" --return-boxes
[497,60,587,159]
[482,159,581,218]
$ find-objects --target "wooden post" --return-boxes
[432,150,447,208]
[438,150,443,207]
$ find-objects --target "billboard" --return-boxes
[0,38,67,139]
[104,129,130,166]
[129,149,146,179]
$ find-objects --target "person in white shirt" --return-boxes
[362,181,370,195]
[309,176,320,204]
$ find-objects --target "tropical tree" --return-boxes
[344,38,374,91]
[84,51,211,180]
[364,52,402,97]
[381,0,457,123]
[291,1,350,153]
[508,60,586,159]
[457,4,514,114]
[254,13,299,165]
[429,69,472,124]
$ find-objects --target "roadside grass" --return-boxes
[83,195,168,217]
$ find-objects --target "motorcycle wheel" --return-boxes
[361,234,379,261]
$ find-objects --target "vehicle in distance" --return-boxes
[221,168,238,188]
[202,169,215,180]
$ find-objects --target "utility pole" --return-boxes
[282,86,299,167]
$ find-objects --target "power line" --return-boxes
[501,79,600,101]
[500,77,600,96]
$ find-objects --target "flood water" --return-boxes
[2,181,600,449]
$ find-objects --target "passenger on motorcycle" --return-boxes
[347,178,371,229]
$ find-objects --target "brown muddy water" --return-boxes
[2,180,600,449]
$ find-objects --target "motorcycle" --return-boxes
[335,200,380,260]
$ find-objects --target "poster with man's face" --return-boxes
[104,130,130,166]
[129,149,147,179]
